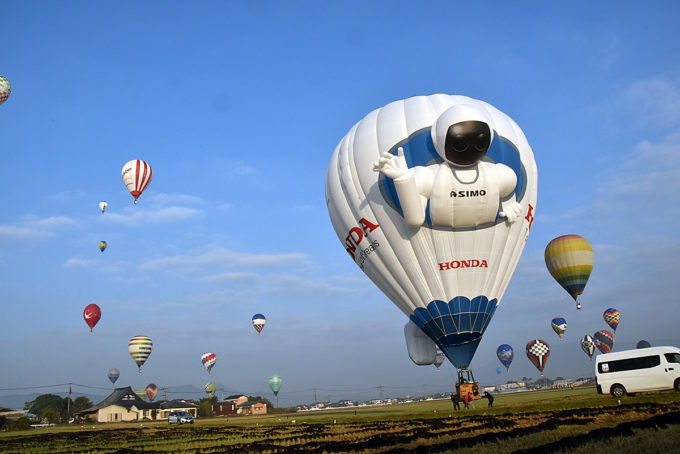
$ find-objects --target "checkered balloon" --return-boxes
[526,339,550,375]
[581,334,595,360]
[603,308,620,332]
[0,76,10,106]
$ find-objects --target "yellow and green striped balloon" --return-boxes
[128,335,153,373]
[544,235,593,308]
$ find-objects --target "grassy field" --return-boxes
[2,387,680,453]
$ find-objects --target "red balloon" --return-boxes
[526,339,551,375]
[146,383,158,401]
[83,303,101,332]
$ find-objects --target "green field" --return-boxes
[2,387,680,453]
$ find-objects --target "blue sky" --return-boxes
[1,1,679,407]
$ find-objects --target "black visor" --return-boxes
[444,121,491,165]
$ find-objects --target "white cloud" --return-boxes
[625,76,680,128]
[144,192,205,206]
[103,206,203,225]
[0,215,76,241]
[201,272,259,282]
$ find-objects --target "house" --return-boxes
[237,401,267,415]
[74,387,198,423]
[212,400,237,416]
[224,394,248,406]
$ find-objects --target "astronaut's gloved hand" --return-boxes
[373,147,409,180]
[499,201,522,223]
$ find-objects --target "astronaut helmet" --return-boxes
[431,104,495,166]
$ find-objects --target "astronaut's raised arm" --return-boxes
[393,166,433,228]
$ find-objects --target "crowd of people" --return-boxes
[450,390,494,410]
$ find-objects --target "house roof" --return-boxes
[237,401,265,407]
[159,399,198,409]
[75,386,151,415]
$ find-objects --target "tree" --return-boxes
[42,407,58,424]
[72,396,93,414]
[25,394,67,421]
[198,398,214,417]
[9,417,31,431]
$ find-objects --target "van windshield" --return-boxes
[665,353,680,364]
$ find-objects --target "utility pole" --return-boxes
[66,383,72,422]
[377,385,383,402]
[313,388,317,404]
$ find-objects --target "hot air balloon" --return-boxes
[107,368,120,385]
[269,375,282,406]
[0,76,10,106]
[121,160,152,204]
[99,201,108,214]
[205,382,216,397]
[98,241,107,252]
[129,335,153,373]
[550,317,567,339]
[201,352,217,374]
[526,339,550,376]
[544,235,593,310]
[637,340,651,349]
[496,367,502,375]
[496,344,514,372]
[603,308,621,332]
[433,348,446,370]
[594,330,614,354]
[326,95,538,376]
[581,335,595,360]
[83,303,101,332]
[252,314,266,335]
[145,383,158,401]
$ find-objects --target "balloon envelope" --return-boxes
[550,317,567,339]
[544,235,593,307]
[201,352,217,374]
[526,339,550,375]
[83,303,101,332]
[129,335,153,372]
[98,241,107,252]
[205,382,216,396]
[496,344,514,371]
[594,330,614,354]
[145,384,158,401]
[496,367,502,375]
[122,160,152,204]
[269,375,282,396]
[252,314,266,334]
[326,94,538,369]
[433,348,446,369]
[637,340,651,349]
[603,308,621,332]
[99,201,108,214]
[0,76,10,106]
[581,335,595,360]
[107,368,120,385]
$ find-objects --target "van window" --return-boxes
[665,353,680,364]
[598,355,661,373]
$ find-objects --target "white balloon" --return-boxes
[326,94,537,368]
[99,201,108,214]
[404,320,437,365]
[122,160,152,204]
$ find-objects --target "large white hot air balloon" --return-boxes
[325,94,537,371]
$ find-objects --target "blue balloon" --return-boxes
[497,344,514,371]
[496,367,502,375]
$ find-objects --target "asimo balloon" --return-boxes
[325,94,538,370]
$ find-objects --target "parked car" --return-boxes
[596,346,680,397]
[168,411,194,424]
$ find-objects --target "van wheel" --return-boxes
[674,379,680,392]
[611,384,626,398]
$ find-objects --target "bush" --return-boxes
[10,417,31,431]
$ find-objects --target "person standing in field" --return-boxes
[464,392,471,409]
[451,393,461,410]
[484,391,494,408]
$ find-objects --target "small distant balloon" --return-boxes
[99,201,108,214]
[496,367,502,375]
[99,241,107,252]
[107,368,120,385]
[550,317,567,339]
[594,330,614,354]
[603,308,621,332]
[581,335,595,360]
[526,339,550,376]
[205,382,216,397]
[433,348,446,370]
[121,160,152,204]
[544,235,593,310]
[637,340,651,349]
[0,76,11,106]
[129,335,153,373]
[496,344,514,371]
[252,314,266,335]
[83,303,101,332]
[201,352,217,374]
[145,383,158,401]
[269,375,282,396]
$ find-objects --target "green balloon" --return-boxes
[268,375,282,396]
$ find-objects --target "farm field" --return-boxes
[2,387,680,453]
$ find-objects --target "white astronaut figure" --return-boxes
[373,104,522,228]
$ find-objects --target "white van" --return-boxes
[595,346,680,397]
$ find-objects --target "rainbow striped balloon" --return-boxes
[129,335,153,373]
[544,235,593,309]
